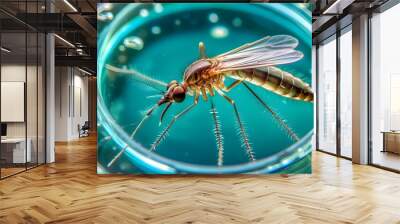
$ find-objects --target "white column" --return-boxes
[352,14,369,164]
[46,32,55,163]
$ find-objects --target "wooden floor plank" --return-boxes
[1,134,400,224]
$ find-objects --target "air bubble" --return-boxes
[232,17,242,27]
[151,26,161,35]
[97,3,113,21]
[140,9,149,17]
[208,13,219,23]
[119,45,126,52]
[120,162,131,171]
[98,3,112,12]
[211,26,229,39]
[98,12,113,21]
[123,36,144,50]
[154,3,163,13]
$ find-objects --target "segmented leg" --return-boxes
[150,101,198,151]
[223,79,243,92]
[201,87,208,101]
[242,82,299,142]
[107,104,159,167]
[215,88,255,161]
[207,84,215,96]
[210,100,224,166]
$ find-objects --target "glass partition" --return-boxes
[371,4,400,171]
[1,30,28,177]
[38,32,45,165]
[317,36,337,154]
[0,1,46,179]
[339,28,352,158]
[27,30,38,169]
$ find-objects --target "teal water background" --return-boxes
[97,3,313,174]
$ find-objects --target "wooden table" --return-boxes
[381,131,400,154]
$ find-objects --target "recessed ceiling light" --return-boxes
[322,0,354,15]
[1,47,11,53]
[54,34,75,48]
[63,0,78,12]
[78,67,93,76]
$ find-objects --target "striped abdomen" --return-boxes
[228,67,313,102]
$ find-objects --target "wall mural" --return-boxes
[97,3,313,174]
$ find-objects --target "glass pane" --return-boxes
[1,30,27,177]
[38,32,45,165]
[340,29,352,158]
[26,0,40,170]
[371,4,400,171]
[1,1,46,178]
[318,37,337,154]
[27,30,38,169]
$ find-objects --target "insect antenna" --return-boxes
[146,94,163,99]
[159,102,172,125]
[242,82,299,142]
[210,100,224,166]
[105,64,167,93]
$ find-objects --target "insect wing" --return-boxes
[213,35,303,72]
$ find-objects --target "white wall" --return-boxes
[54,67,89,141]
[55,66,69,141]
[1,65,26,141]
[1,63,46,163]
[1,65,34,138]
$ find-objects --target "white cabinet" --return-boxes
[1,138,32,163]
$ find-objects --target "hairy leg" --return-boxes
[242,82,299,142]
[214,87,255,161]
[150,101,198,151]
[210,100,224,166]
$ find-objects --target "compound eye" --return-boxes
[172,86,186,102]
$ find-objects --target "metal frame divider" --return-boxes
[0,19,2,179]
[336,26,341,157]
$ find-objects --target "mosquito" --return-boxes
[105,35,313,167]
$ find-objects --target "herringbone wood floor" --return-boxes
[1,135,400,224]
